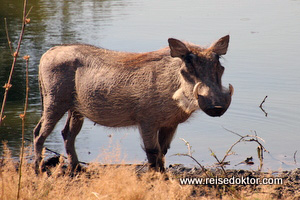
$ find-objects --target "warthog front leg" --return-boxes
[61,110,84,172]
[158,126,178,156]
[139,123,165,172]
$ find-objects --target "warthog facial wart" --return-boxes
[33,35,233,172]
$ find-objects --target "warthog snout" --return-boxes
[194,82,234,117]
[204,105,226,117]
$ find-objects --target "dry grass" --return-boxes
[1,143,299,200]
[0,144,193,200]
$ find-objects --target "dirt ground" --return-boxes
[42,155,300,199]
[166,164,300,199]
[2,153,300,200]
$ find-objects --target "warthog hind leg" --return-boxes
[33,105,67,174]
[61,110,84,172]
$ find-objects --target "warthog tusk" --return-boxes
[193,82,202,99]
[229,84,234,96]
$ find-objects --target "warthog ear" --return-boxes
[209,35,230,55]
[168,38,190,58]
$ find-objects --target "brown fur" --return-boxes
[116,47,170,66]
[33,35,233,172]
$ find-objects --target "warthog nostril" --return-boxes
[207,105,223,110]
[214,106,223,109]
[205,106,225,117]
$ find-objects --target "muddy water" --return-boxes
[0,0,299,171]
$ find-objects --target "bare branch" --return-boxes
[175,138,209,177]
[4,18,13,55]
[175,153,209,177]
[0,0,29,126]
[209,148,227,176]
[259,95,268,108]
[179,138,194,156]
[259,95,268,117]
[222,126,243,138]
[221,127,269,171]
[17,1,29,198]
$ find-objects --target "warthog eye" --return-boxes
[185,54,195,64]
[184,54,197,74]
[215,63,224,86]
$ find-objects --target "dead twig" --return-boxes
[23,138,88,165]
[135,162,148,174]
[294,150,297,165]
[209,148,227,176]
[25,6,33,19]
[174,138,209,177]
[4,18,13,55]
[17,55,29,200]
[179,138,194,156]
[259,95,268,117]
[16,1,29,199]
[235,156,254,166]
[259,95,268,107]
[221,128,268,171]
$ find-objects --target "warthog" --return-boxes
[33,35,233,172]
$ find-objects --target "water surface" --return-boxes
[0,0,300,171]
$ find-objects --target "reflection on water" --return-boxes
[0,0,127,155]
[0,0,300,171]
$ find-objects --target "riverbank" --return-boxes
[1,152,300,199]
[167,164,300,199]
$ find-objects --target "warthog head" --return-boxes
[169,35,233,117]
